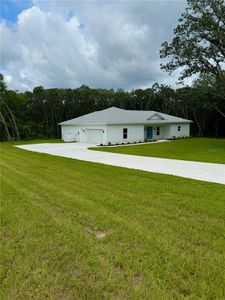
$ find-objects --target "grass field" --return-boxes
[1,141,225,299]
[91,138,225,164]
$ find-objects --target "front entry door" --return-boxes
[146,127,153,140]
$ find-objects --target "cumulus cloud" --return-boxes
[1,1,187,91]
[0,21,20,67]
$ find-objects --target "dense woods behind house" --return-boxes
[0,73,224,141]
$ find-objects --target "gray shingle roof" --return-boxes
[59,107,192,125]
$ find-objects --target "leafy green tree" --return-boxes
[160,0,225,114]
[151,83,177,115]
[0,74,7,94]
[0,75,22,140]
[192,74,225,135]
[0,74,12,141]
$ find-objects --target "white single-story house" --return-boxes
[59,107,192,144]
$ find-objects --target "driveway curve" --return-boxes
[16,143,225,185]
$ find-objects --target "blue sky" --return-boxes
[1,0,33,23]
[0,0,190,91]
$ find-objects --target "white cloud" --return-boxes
[0,21,20,67]
[1,1,187,91]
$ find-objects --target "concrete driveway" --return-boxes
[16,142,225,185]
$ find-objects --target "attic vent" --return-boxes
[147,113,165,120]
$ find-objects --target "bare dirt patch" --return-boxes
[133,273,144,288]
[85,228,108,239]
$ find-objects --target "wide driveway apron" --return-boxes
[16,143,225,185]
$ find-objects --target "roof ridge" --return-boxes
[59,107,192,125]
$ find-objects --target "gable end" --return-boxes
[147,113,165,121]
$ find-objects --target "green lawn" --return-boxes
[1,141,225,299]
[91,138,225,164]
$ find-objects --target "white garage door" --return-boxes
[86,129,103,144]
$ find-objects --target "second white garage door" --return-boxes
[86,129,103,144]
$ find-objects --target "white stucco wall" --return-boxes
[150,123,190,139]
[151,125,167,140]
[61,125,79,142]
[168,123,190,138]
[61,123,190,144]
[106,124,144,144]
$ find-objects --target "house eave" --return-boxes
[59,120,192,126]
[58,122,107,126]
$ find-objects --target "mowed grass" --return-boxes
[1,142,225,299]
[91,138,225,164]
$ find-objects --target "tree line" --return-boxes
[0,74,224,141]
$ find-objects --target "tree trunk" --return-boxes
[0,110,11,141]
[214,119,219,138]
[4,102,20,140]
[198,126,202,137]
[193,111,202,136]
[216,108,225,118]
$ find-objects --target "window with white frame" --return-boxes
[123,128,128,139]
[156,127,160,135]
[178,125,181,131]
